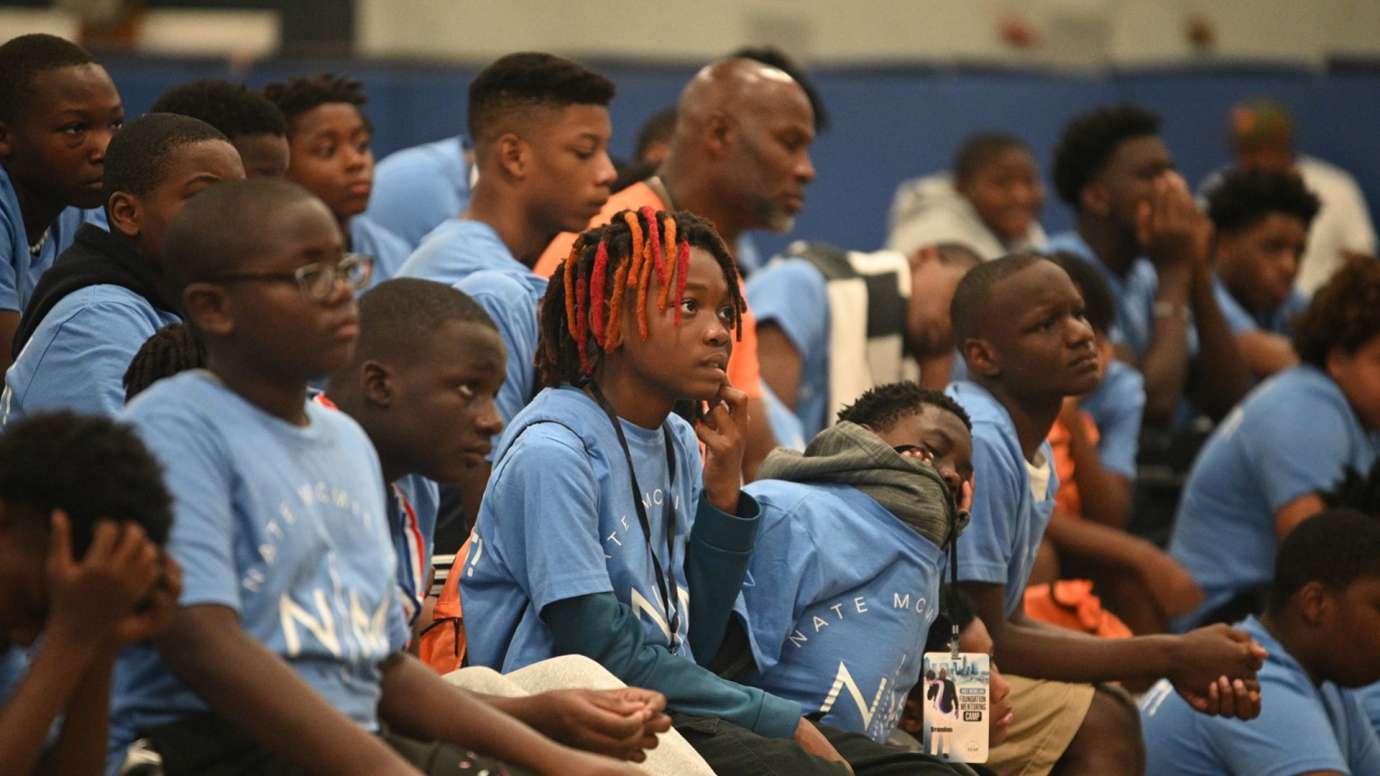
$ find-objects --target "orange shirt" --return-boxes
[534,182,764,399]
[1049,410,1100,519]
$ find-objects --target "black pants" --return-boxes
[672,712,994,776]
[138,712,533,776]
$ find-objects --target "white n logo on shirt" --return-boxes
[280,589,342,657]
[819,660,888,730]
[349,591,390,655]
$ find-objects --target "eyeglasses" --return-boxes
[203,253,374,301]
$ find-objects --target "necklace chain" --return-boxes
[28,228,50,257]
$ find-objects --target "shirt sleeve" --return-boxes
[485,423,615,611]
[1213,279,1260,335]
[544,592,802,739]
[1089,363,1146,479]
[1242,400,1355,512]
[957,426,1022,586]
[0,213,20,312]
[124,404,242,611]
[1345,691,1380,771]
[684,489,761,663]
[8,301,154,416]
[457,274,539,427]
[745,259,829,367]
[1198,675,1352,776]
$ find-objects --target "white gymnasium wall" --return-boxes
[354,0,1380,68]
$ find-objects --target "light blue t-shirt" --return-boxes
[1076,359,1147,479]
[461,385,701,672]
[1169,366,1380,630]
[1045,231,1199,359]
[390,473,440,627]
[1141,616,1380,775]
[1359,682,1380,739]
[398,219,547,425]
[745,257,831,439]
[947,380,1058,617]
[0,165,89,313]
[349,214,411,289]
[109,372,407,768]
[736,481,944,741]
[367,136,470,249]
[2,285,180,425]
[1213,275,1308,338]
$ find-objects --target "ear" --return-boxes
[703,112,734,159]
[495,132,527,180]
[181,282,235,337]
[1296,580,1333,626]
[1079,182,1111,218]
[961,337,1001,379]
[106,191,142,240]
[360,360,395,409]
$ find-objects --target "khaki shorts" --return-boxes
[985,674,1095,776]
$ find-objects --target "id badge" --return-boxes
[921,651,990,763]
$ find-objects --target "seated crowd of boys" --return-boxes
[0,31,1378,776]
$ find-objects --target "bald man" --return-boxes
[534,57,819,478]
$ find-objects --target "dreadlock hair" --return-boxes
[1206,167,1320,236]
[1268,508,1380,613]
[730,45,829,133]
[0,411,172,558]
[151,79,287,141]
[0,33,97,123]
[953,132,1030,186]
[1046,250,1116,335]
[836,381,972,433]
[262,73,368,134]
[537,208,743,387]
[124,323,207,402]
[1322,459,1380,517]
[1291,257,1380,369]
[1052,104,1161,208]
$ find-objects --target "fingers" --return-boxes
[47,510,75,570]
[1214,676,1236,719]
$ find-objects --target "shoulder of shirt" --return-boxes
[458,265,544,299]
[46,284,159,318]
[1296,155,1359,187]
[353,215,408,250]
[748,256,824,290]
[122,371,223,420]
[746,479,836,530]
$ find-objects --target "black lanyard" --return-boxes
[588,382,682,650]
[943,481,963,658]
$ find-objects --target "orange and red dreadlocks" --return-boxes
[537,208,743,387]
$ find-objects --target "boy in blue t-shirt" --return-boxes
[0,34,124,370]
[150,79,290,179]
[1204,167,1319,380]
[1142,509,1380,776]
[3,113,244,424]
[946,254,1267,776]
[397,52,616,536]
[1169,258,1380,630]
[112,179,655,776]
[0,412,178,776]
[263,74,410,287]
[732,382,974,743]
[1045,104,1251,424]
[465,209,967,774]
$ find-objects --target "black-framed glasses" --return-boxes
[204,253,374,301]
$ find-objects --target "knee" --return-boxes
[1059,687,1145,775]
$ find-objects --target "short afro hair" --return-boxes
[1046,251,1115,335]
[634,106,677,162]
[1205,167,1320,235]
[262,73,367,131]
[329,278,497,390]
[1322,460,1380,518]
[1291,257,1380,369]
[731,45,829,133]
[102,112,228,199]
[0,411,171,558]
[953,132,1030,184]
[124,323,206,402]
[1052,104,1161,207]
[0,33,97,122]
[1269,508,1380,612]
[836,380,972,432]
[950,251,1047,346]
[467,52,615,148]
[152,79,286,140]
